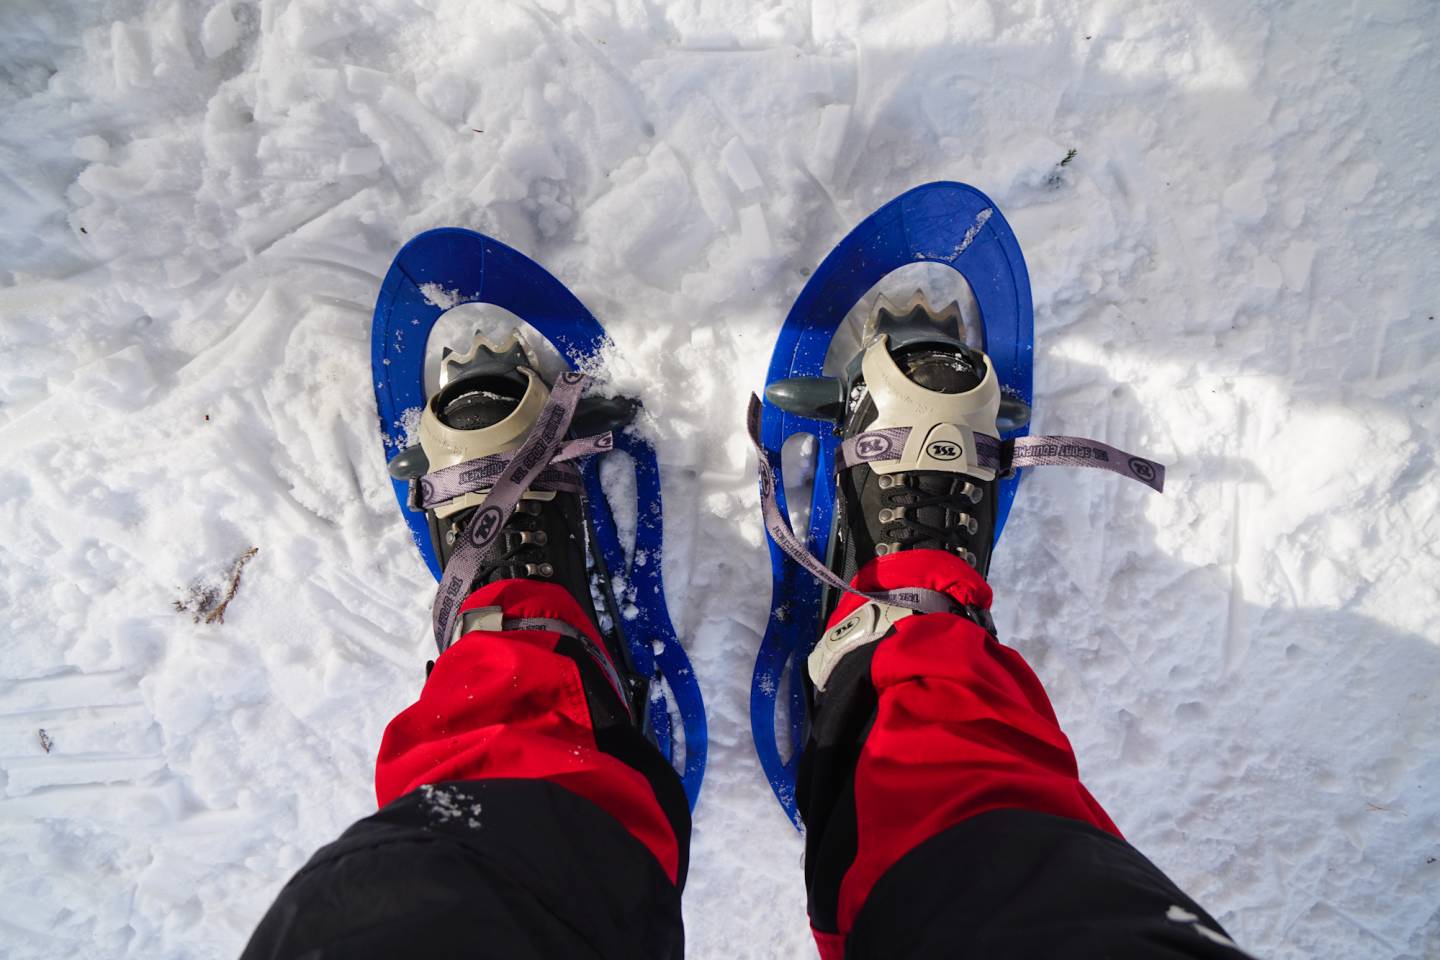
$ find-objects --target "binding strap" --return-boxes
[838,426,1166,492]
[416,433,614,509]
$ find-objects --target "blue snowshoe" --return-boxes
[372,229,708,809]
[750,183,1163,826]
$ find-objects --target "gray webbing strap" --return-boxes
[456,611,593,643]
[839,426,1166,493]
[979,434,1165,491]
[417,433,613,509]
[431,372,589,648]
[747,395,968,617]
[452,609,630,716]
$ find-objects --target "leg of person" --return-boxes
[242,579,689,960]
[245,340,687,959]
[788,319,1249,958]
[798,550,1247,960]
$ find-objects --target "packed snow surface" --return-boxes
[2,1,1438,957]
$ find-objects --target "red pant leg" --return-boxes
[375,578,684,884]
[801,550,1119,954]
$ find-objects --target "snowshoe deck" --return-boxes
[752,183,1033,826]
[373,229,707,809]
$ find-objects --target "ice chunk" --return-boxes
[721,137,763,193]
[737,204,773,260]
[338,146,381,177]
[200,2,240,59]
[345,65,389,98]
[72,135,110,163]
[806,104,850,183]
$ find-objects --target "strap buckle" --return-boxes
[807,599,996,692]
[808,601,915,692]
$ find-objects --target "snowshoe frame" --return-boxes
[753,183,1033,826]
[373,229,708,809]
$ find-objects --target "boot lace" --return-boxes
[448,500,556,582]
[873,473,985,567]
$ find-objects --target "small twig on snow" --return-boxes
[204,547,259,625]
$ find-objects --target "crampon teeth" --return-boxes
[863,290,965,345]
[438,328,540,387]
[901,289,962,326]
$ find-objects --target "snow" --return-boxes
[721,137,764,194]
[199,3,240,61]
[418,282,464,309]
[2,1,1438,959]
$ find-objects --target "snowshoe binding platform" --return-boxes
[749,183,1165,826]
[373,230,707,809]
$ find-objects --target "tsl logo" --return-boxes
[927,441,962,461]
